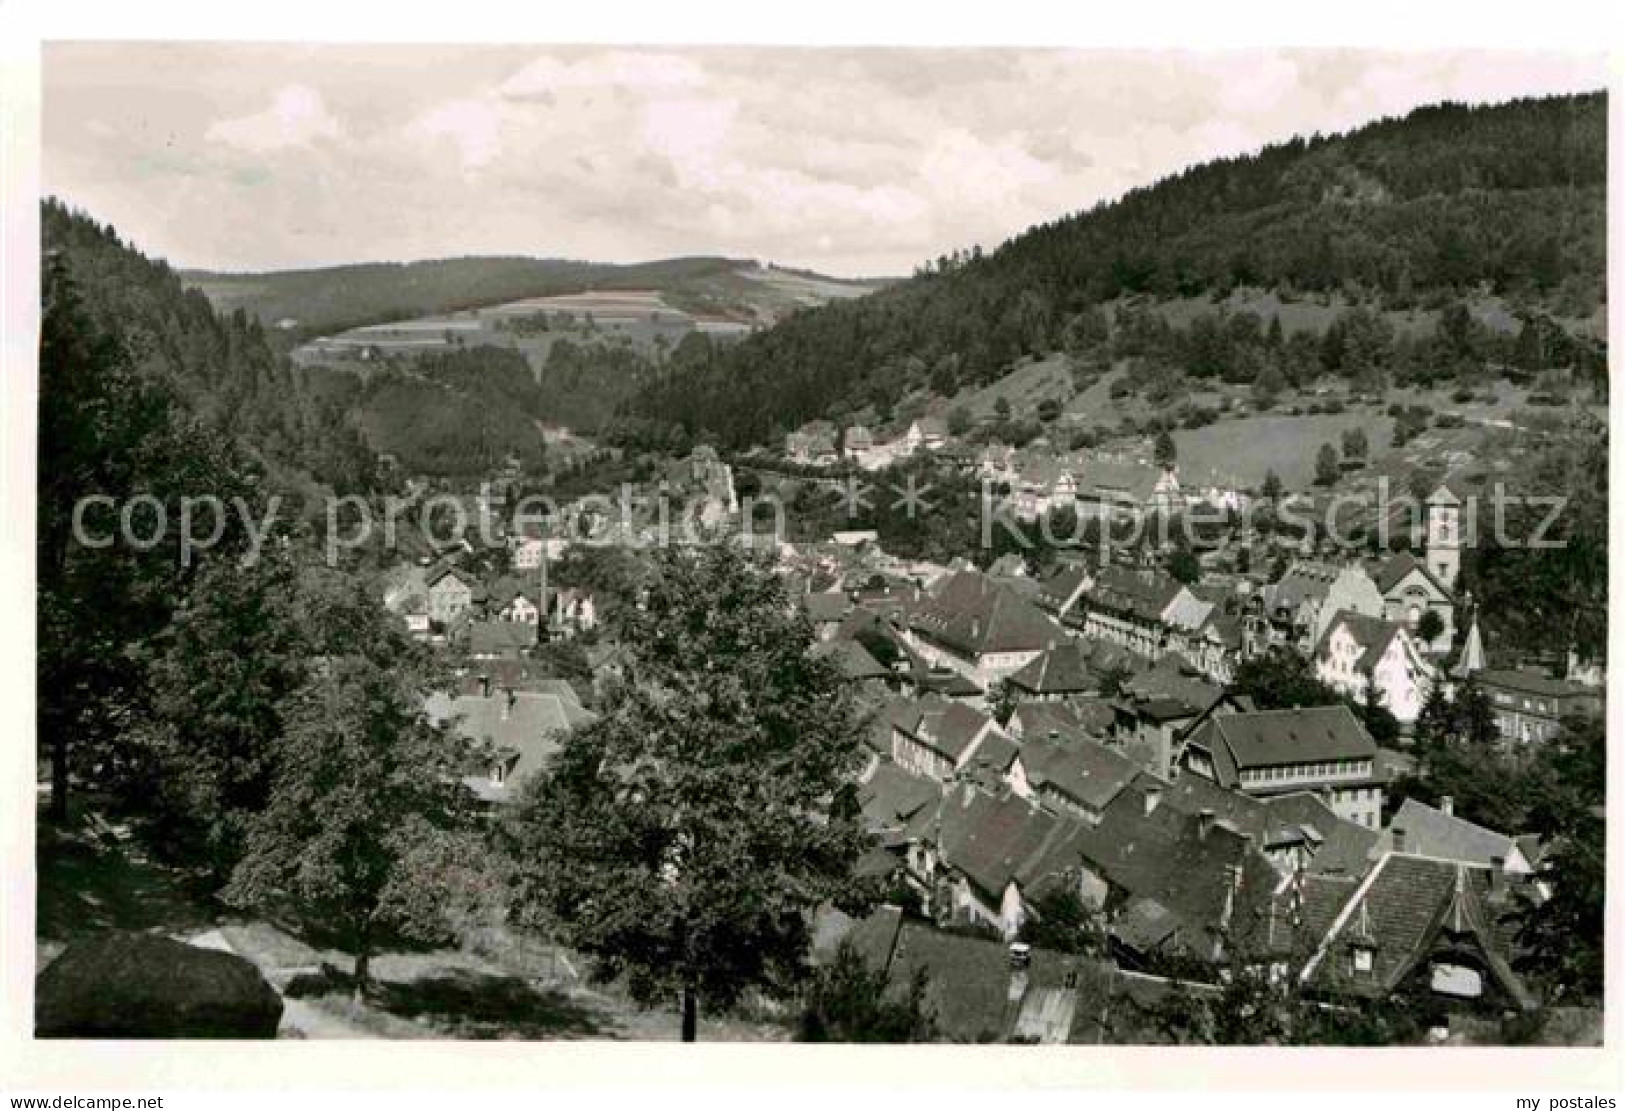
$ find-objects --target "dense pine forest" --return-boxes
[621,93,1606,449]
[41,199,380,496]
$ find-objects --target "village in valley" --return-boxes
[346,368,1602,1043]
[31,47,1608,1051]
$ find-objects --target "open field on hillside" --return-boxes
[1172,411,1395,490]
[944,355,1078,419]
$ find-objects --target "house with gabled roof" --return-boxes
[1080,564,1211,663]
[1370,551,1455,653]
[1256,559,1386,655]
[1155,773,1380,882]
[1076,779,1282,972]
[1007,699,1111,743]
[1382,797,1534,875]
[1180,705,1383,830]
[1107,655,1242,780]
[903,568,1063,686]
[902,416,949,455]
[1005,641,1102,703]
[834,906,1110,1043]
[425,686,592,806]
[889,695,1006,782]
[1005,734,1145,826]
[811,636,893,688]
[801,589,855,640]
[1313,609,1437,726]
[1073,458,1178,518]
[923,784,1094,938]
[426,565,480,625]
[856,760,942,853]
[1299,853,1537,1014]
[1033,563,1093,622]
[1474,666,1604,745]
[1010,455,1080,520]
[487,574,545,625]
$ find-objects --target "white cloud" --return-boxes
[411,97,504,172]
[206,84,341,153]
[500,50,707,99]
[44,45,1608,276]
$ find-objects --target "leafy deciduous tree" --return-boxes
[507,544,874,1040]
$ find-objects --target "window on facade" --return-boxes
[1352,948,1374,973]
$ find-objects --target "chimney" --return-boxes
[1198,808,1214,840]
[479,673,492,699]
[1440,795,1454,818]
[502,688,516,721]
[1392,826,1406,854]
[1143,784,1163,817]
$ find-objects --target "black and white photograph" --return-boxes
[2,4,1620,1102]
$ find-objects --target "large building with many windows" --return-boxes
[1179,705,1383,829]
[1474,667,1603,745]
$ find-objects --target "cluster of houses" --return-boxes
[784,416,1246,519]
[383,559,598,657]
[770,479,1601,1037]
[385,433,1600,1039]
[786,417,948,471]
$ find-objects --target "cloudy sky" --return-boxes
[43,44,1605,278]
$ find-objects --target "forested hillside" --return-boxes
[314,347,554,478]
[42,199,378,495]
[622,93,1606,449]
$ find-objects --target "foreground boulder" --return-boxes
[37,931,283,1038]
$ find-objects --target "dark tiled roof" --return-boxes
[425,688,588,803]
[1474,668,1599,702]
[1265,560,1340,614]
[1121,655,1224,714]
[811,637,891,681]
[1007,642,1099,696]
[1035,565,1092,615]
[1084,782,1280,959]
[467,620,539,656]
[858,762,941,832]
[1259,791,1380,876]
[1087,565,1185,624]
[843,909,1105,1043]
[1020,737,1142,813]
[1194,705,1376,780]
[1305,854,1536,1009]
[937,788,1089,902]
[1371,551,1447,596]
[897,696,999,764]
[1011,700,1091,742]
[909,570,1062,657]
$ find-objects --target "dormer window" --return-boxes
[1352,945,1374,974]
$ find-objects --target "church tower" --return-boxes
[1425,483,1461,592]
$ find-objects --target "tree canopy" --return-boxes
[506,543,875,1038]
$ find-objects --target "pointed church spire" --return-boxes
[1453,616,1485,679]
